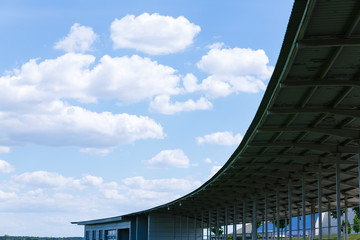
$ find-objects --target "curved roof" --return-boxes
[121,0,360,226]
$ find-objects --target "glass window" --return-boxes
[92,231,96,240]
[85,231,90,240]
[99,230,103,240]
[105,230,116,240]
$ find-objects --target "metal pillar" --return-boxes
[225,207,228,240]
[180,216,182,240]
[217,208,220,240]
[201,212,204,240]
[285,217,288,240]
[345,198,348,240]
[209,211,212,240]
[262,216,264,240]
[265,193,268,240]
[194,214,197,240]
[318,164,323,240]
[311,202,315,240]
[173,215,176,240]
[288,180,292,240]
[243,202,247,240]
[234,205,237,240]
[297,209,300,240]
[302,178,306,240]
[336,154,341,240]
[328,202,331,239]
[276,191,280,240]
[253,200,257,240]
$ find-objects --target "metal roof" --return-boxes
[80,0,360,227]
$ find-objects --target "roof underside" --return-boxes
[122,0,360,226]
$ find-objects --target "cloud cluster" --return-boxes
[0,160,14,173]
[54,23,97,53]
[148,149,190,168]
[111,13,201,55]
[196,131,243,146]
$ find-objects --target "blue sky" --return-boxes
[0,0,294,236]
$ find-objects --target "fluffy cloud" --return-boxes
[110,13,201,55]
[149,95,212,114]
[54,23,97,53]
[0,146,10,153]
[122,176,201,192]
[0,160,14,173]
[148,149,190,168]
[0,190,17,200]
[196,131,243,146]
[187,45,273,98]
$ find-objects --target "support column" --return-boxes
[253,200,257,240]
[201,212,204,240]
[265,193,268,240]
[345,198,348,240]
[302,178,306,240]
[285,217,288,240]
[336,154,341,240]
[318,164,323,240]
[225,207,228,240]
[288,180,292,240]
[209,211,212,240]
[243,202,247,240]
[328,202,331,239]
[173,215,176,240]
[187,216,189,240]
[217,208,220,240]
[234,205,237,240]
[297,209,300,240]
[180,216,182,240]
[273,210,276,240]
[311,201,315,240]
[194,214,197,240]
[276,191,280,240]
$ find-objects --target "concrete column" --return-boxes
[243,202,247,240]
[318,164,323,240]
[302,178,306,240]
[234,205,237,240]
[265,193,268,240]
[336,154,341,240]
[276,191,280,240]
[253,200,257,240]
[288,181,292,240]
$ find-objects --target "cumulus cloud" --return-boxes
[54,23,97,53]
[123,176,201,192]
[110,13,201,55]
[0,160,15,173]
[0,146,10,153]
[0,190,17,200]
[196,131,243,146]
[149,95,212,114]
[148,149,190,168]
[210,165,222,177]
[204,158,212,164]
[187,45,273,98]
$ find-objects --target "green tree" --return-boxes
[330,209,345,219]
[341,219,351,234]
[353,207,360,217]
[353,214,360,233]
[211,227,224,236]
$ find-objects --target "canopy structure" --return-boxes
[74,0,360,239]
[123,0,360,224]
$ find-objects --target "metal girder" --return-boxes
[248,142,358,154]
[268,108,360,118]
[297,37,360,48]
[258,127,360,140]
[281,80,360,87]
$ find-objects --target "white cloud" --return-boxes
[210,165,222,177]
[54,23,97,53]
[148,149,190,168]
[204,158,212,164]
[110,13,201,55]
[188,46,273,98]
[149,95,212,114]
[0,160,15,173]
[196,131,243,146]
[123,176,201,192]
[0,146,10,153]
[0,190,17,200]
[0,100,164,148]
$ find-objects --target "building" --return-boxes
[72,0,360,239]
